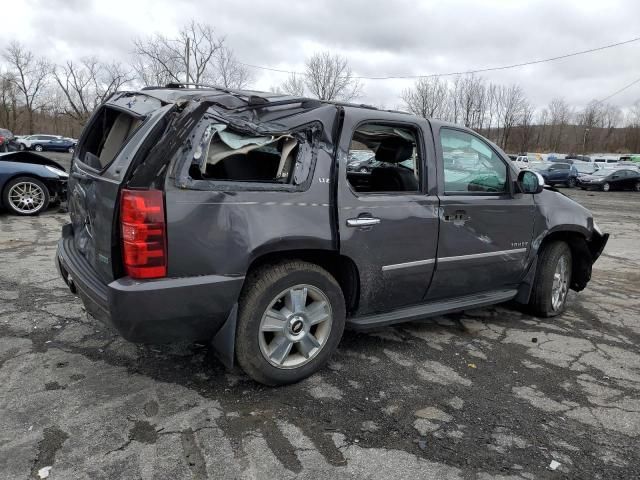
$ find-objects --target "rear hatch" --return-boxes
[67,92,171,283]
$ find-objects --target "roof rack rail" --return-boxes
[165,82,221,89]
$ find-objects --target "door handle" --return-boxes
[346,216,381,227]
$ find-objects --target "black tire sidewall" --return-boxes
[236,263,346,386]
[3,176,50,216]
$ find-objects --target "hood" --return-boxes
[0,151,66,171]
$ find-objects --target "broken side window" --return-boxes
[189,123,301,184]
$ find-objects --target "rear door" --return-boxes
[336,108,439,314]
[67,93,170,282]
[426,126,535,300]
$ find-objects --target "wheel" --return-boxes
[19,143,25,151]
[2,176,50,216]
[68,146,75,154]
[634,181,640,192]
[235,260,346,386]
[528,241,572,317]
[601,182,610,192]
[568,177,577,188]
[358,167,368,173]
[33,144,43,152]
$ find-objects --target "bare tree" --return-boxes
[547,98,572,151]
[54,58,133,121]
[401,77,448,119]
[278,73,306,96]
[133,20,224,86]
[0,72,19,131]
[212,47,252,89]
[497,84,526,150]
[304,52,361,101]
[517,101,535,153]
[577,100,604,153]
[601,103,621,150]
[3,41,51,133]
[624,101,640,153]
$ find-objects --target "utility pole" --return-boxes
[185,38,190,84]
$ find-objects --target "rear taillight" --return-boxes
[0,136,4,145]
[120,189,167,279]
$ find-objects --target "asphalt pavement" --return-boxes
[0,153,638,479]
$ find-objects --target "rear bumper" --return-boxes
[56,225,244,343]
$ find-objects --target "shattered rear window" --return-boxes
[190,123,301,184]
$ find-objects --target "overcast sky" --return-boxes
[2,0,640,112]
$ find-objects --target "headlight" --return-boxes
[45,165,68,178]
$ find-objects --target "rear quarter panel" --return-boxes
[164,148,334,276]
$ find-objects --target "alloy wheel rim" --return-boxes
[551,254,569,311]
[8,181,45,214]
[258,284,333,369]
[603,183,610,191]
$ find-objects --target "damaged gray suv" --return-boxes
[56,85,608,385]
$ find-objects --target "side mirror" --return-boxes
[518,170,544,194]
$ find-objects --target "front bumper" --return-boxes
[55,225,244,343]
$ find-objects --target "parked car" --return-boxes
[566,154,592,162]
[55,86,608,386]
[573,161,599,178]
[578,169,640,191]
[0,151,68,215]
[17,134,76,153]
[0,128,20,152]
[534,162,578,187]
[594,158,618,168]
[347,151,376,172]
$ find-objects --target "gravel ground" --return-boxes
[1,153,639,479]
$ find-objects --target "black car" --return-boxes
[578,169,640,192]
[56,86,608,386]
[0,151,68,215]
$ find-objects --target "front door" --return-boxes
[426,127,536,300]
[336,109,439,314]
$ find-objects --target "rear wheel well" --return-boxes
[538,231,592,291]
[246,250,360,315]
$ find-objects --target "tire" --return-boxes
[33,144,43,152]
[359,167,368,173]
[235,260,346,386]
[19,143,25,151]
[68,146,75,154]
[602,182,610,192]
[634,181,640,192]
[568,177,577,188]
[2,176,50,216]
[528,241,572,317]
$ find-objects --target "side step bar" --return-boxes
[347,289,518,330]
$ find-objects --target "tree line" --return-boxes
[1,20,639,154]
